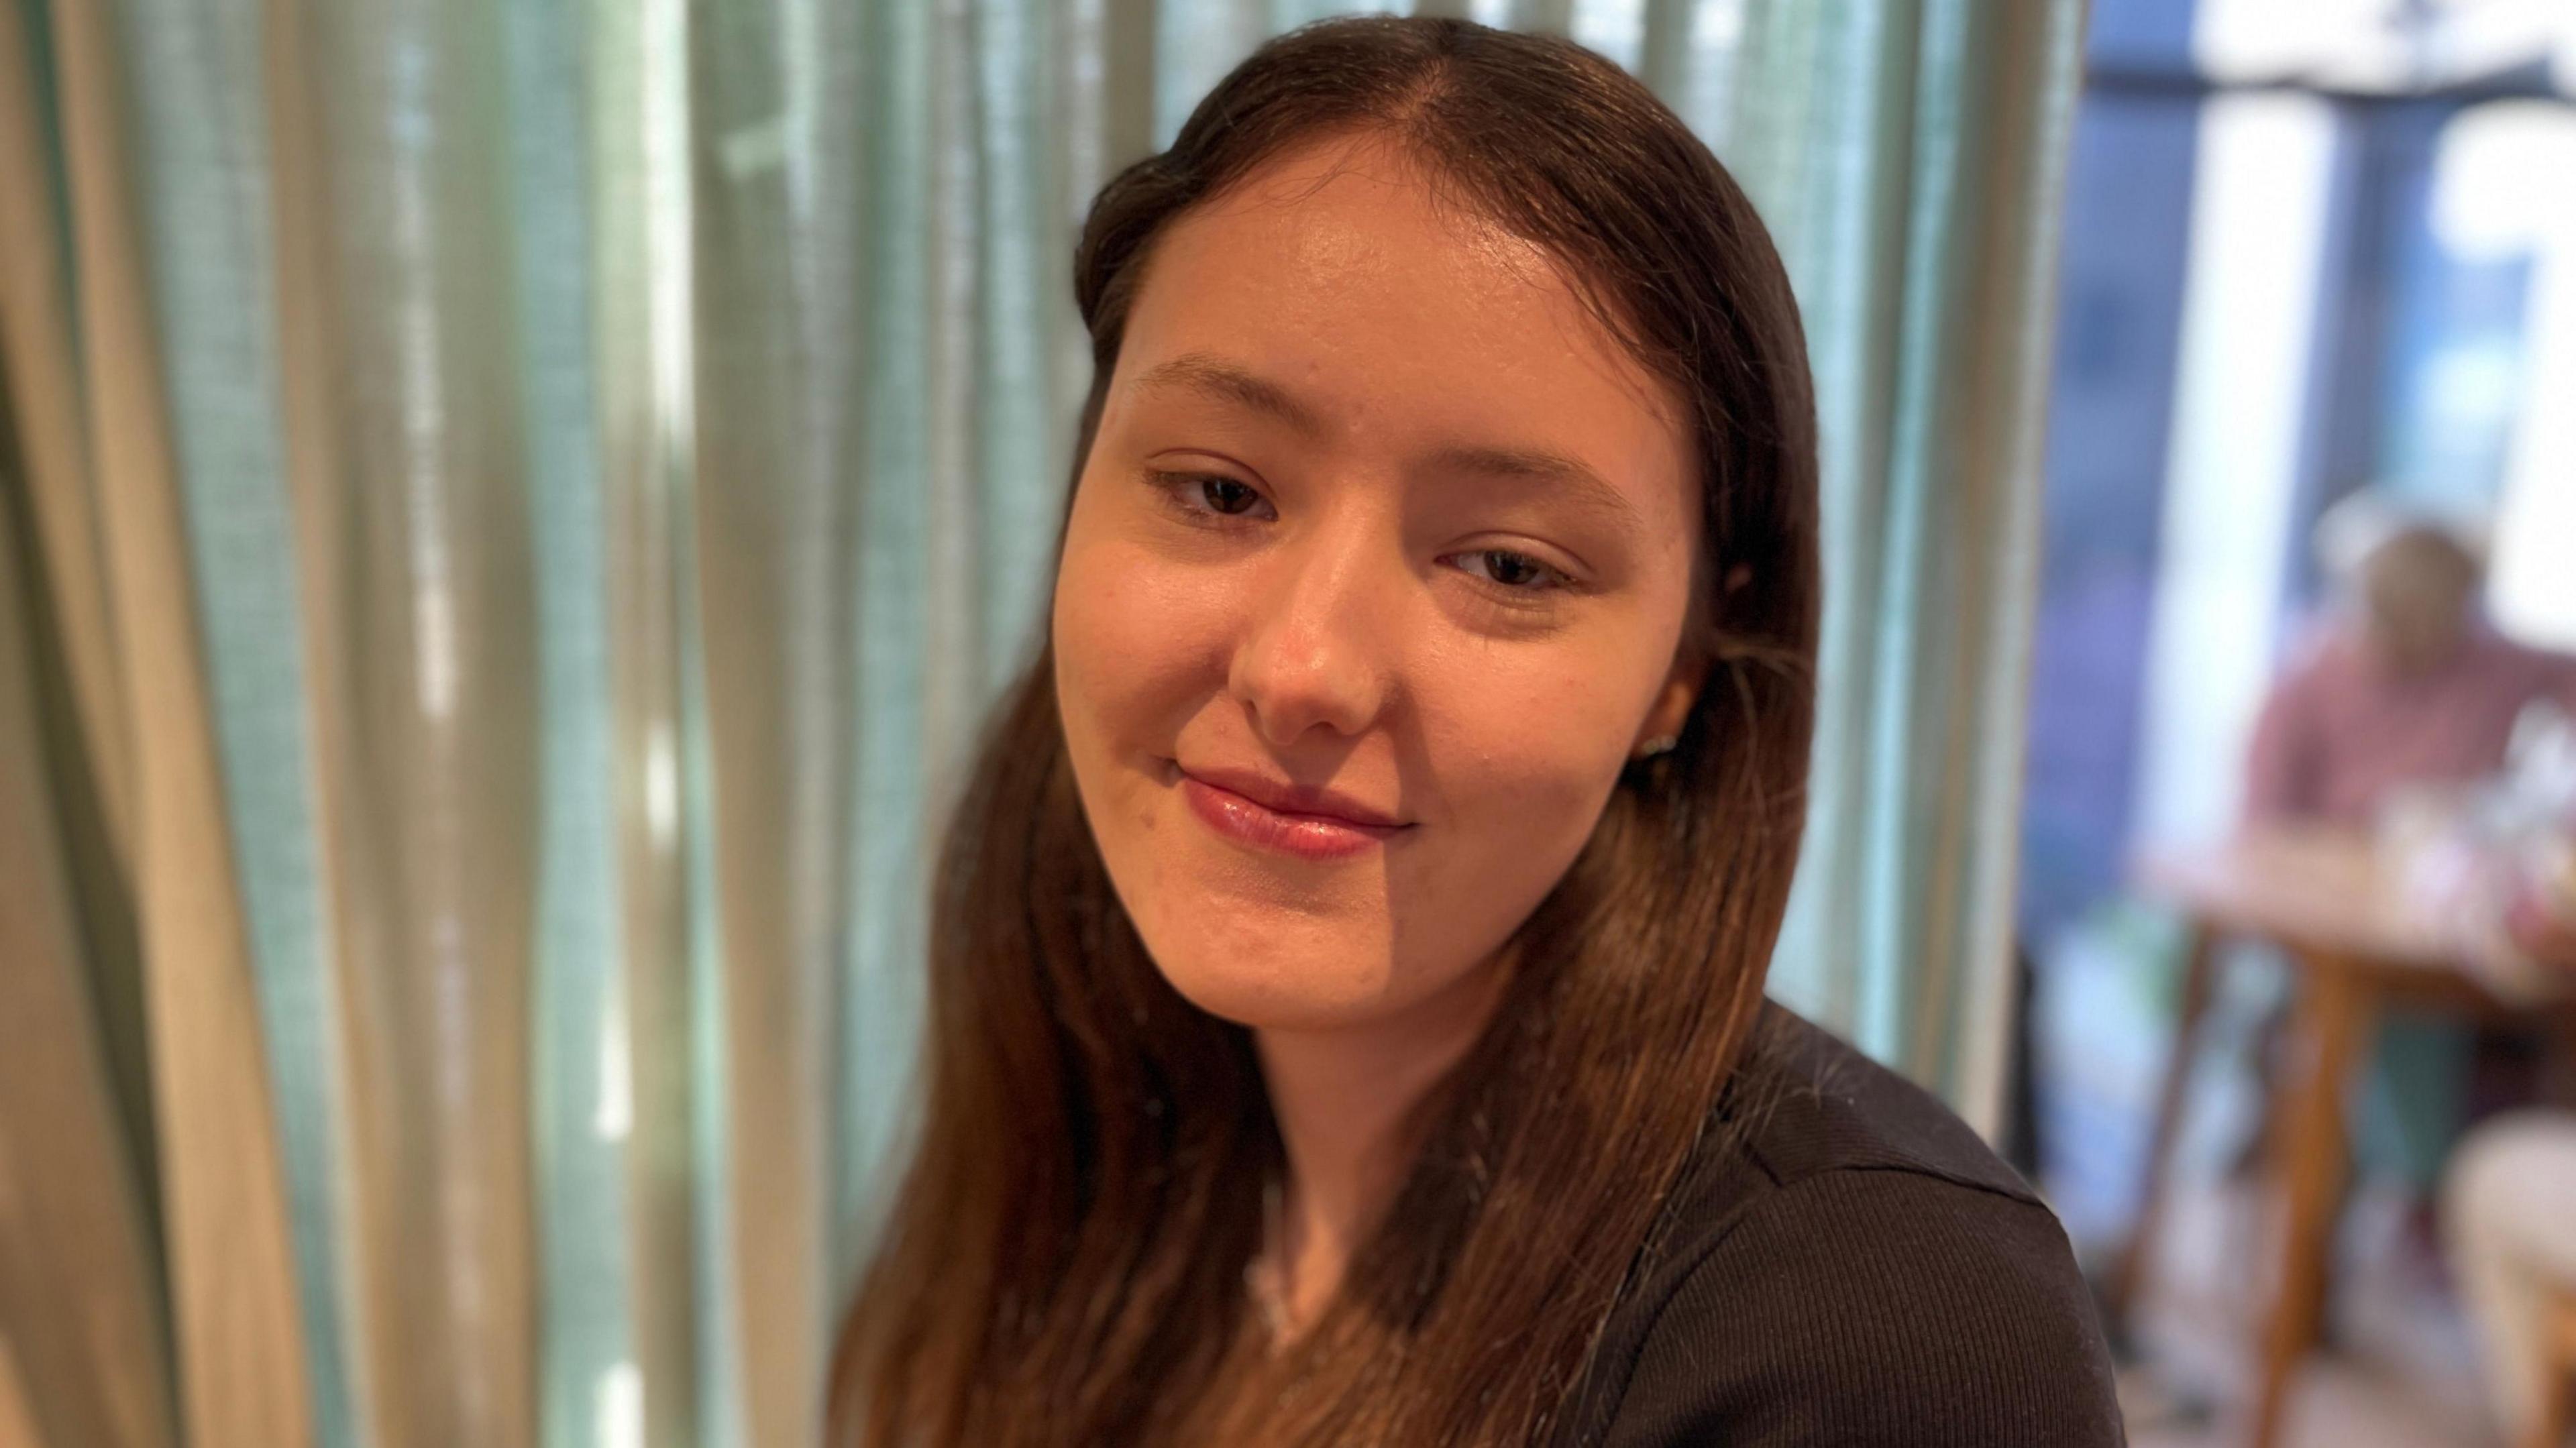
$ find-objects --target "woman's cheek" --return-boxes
[1060,536,1203,693]
[1425,637,1646,790]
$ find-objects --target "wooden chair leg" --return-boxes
[2106,920,2218,1333]
[2248,956,2374,1448]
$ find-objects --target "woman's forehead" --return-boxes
[1116,140,1688,461]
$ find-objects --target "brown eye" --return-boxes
[1458,549,1561,591]
[1144,469,1276,526]
[1201,477,1262,516]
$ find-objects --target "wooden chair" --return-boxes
[2536,1285,2576,1448]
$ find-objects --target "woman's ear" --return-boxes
[1632,650,1709,757]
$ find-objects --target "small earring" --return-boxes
[1636,734,1678,759]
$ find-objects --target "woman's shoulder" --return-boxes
[1552,1001,2125,1447]
[1720,999,2065,1207]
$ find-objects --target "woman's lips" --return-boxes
[1179,773,1409,861]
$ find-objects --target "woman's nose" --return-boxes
[1226,528,1395,747]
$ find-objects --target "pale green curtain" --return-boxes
[0,1,2082,1445]
[1735,0,2087,1129]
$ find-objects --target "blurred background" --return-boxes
[0,1,2571,1447]
[2021,2,2576,1447]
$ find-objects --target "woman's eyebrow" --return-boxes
[1126,352,1328,437]
[1128,351,1645,533]
[1422,443,1643,533]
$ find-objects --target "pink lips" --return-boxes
[1177,766,1410,862]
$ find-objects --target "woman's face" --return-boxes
[1053,136,1703,1035]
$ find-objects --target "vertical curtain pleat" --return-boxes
[1743,0,2086,1126]
[1902,0,2084,1126]
[0,2,131,873]
[1510,0,1575,38]
[1638,0,1695,106]
[967,0,1065,687]
[1154,2,1265,150]
[252,4,380,1442]
[1099,0,1162,167]
[692,0,851,1439]
[1735,0,1914,1046]
[0,0,162,1268]
[586,2,710,1443]
[494,2,658,1445]
[46,0,319,1441]
[842,0,936,1351]
[260,1,544,1443]
[0,400,173,1448]
[0,3,2085,1442]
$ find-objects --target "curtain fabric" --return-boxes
[1739,0,2086,1142]
[0,1,2083,1445]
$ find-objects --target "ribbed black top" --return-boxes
[1547,1001,2126,1447]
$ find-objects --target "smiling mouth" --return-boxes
[1173,767,1411,862]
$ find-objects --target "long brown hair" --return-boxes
[828,15,1819,1447]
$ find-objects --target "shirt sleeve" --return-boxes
[1595,1170,2125,1447]
[2243,666,2323,825]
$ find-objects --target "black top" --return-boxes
[1547,1001,2125,1447]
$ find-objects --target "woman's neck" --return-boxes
[1252,960,1511,1333]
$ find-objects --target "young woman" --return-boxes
[830,16,2119,1447]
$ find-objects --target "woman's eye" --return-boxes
[1451,549,1566,592]
[1199,478,1264,516]
[1149,470,1275,524]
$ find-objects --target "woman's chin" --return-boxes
[1148,947,1405,1034]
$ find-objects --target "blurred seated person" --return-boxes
[2236,496,2576,1235]
[2244,496,2576,827]
[2446,895,2576,1446]
[2447,1116,2576,1447]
